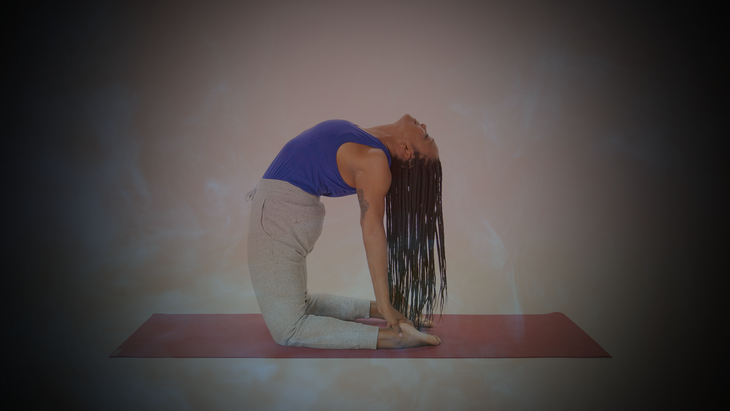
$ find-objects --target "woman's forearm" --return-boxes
[361,221,391,311]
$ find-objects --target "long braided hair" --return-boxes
[385,151,446,330]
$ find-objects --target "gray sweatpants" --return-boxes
[246,179,379,349]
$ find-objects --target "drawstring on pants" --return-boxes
[245,186,257,202]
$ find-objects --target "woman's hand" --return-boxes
[379,303,413,337]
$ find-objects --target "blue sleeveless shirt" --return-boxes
[262,120,391,197]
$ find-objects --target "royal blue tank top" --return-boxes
[262,120,391,197]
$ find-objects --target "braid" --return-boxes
[385,151,447,330]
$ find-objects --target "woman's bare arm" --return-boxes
[352,149,412,336]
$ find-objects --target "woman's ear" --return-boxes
[400,141,412,160]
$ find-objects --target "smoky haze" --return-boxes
[8,1,721,410]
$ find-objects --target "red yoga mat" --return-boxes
[109,313,610,358]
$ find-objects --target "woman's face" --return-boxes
[397,114,440,161]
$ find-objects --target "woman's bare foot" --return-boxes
[376,322,441,349]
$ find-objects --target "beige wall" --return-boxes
[12,1,719,409]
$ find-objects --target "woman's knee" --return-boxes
[267,318,300,346]
[271,330,293,347]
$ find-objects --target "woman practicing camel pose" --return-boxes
[247,114,446,349]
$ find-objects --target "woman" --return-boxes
[246,114,446,349]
